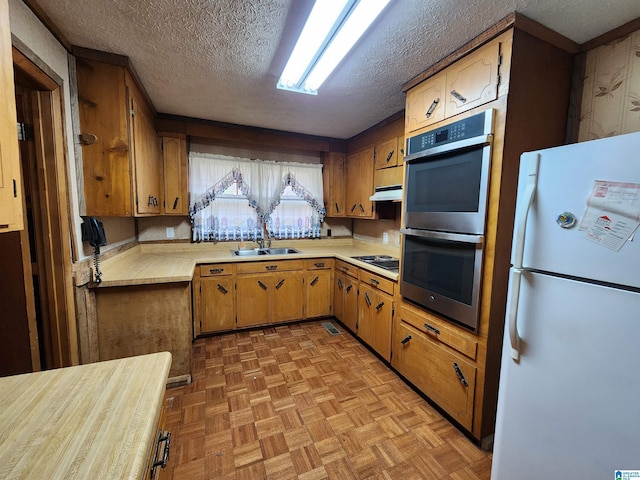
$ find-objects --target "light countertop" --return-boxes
[0,352,171,480]
[94,238,401,287]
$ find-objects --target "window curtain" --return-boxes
[189,152,325,241]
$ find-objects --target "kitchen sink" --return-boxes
[231,247,301,256]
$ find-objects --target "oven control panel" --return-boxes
[407,109,493,155]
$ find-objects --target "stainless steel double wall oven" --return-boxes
[401,109,494,332]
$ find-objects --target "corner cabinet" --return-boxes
[0,0,23,232]
[76,57,162,216]
[398,20,575,446]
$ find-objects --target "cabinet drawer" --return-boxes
[306,258,334,270]
[360,270,394,296]
[399,303,477,360]
[335,259,358,279]
[392,320,476,430]
[199,263,236,277]
[236,259,304,274]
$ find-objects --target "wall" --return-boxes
[578,29,640,140]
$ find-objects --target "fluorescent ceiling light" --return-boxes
[277,0,391,95]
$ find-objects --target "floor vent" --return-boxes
[321,322,341,335]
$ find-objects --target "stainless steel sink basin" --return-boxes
[231,249,268,256]
[264,248,300,255]
[231,247,301,256]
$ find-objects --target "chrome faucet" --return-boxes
[256,237,265,249]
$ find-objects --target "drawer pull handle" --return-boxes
[375,301,384,311]
[345,285,353,293]
[335,202,339,213]
[151,430,171,475]
[172,197,179,209]
[314,262,325,268]
[351,204,357,212]
[424,323,440,335]
[266,265,278,270]
[385,150,394,163]
[400,335,412,345]
[364,292,372,306]
[426,97,440,118]
[359,204,365,213]
[453,362,469,386]
[275,279,285,289]
[209,268,223,274]
[450,90,467,103]
[258,280,268,290]
[370,278,379,285]
[217,284,228,294]
[337,278,343,290]
[310,276,319,286]
[342,266,349,272]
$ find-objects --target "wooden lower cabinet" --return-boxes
[357,283,393,361]
[273,270,304,323]
[201,276,236,332]
[305,259,334,318]
[145,406,171,480]
[392,318,477,431]
[236,273,273,327]
[334,268,358,333]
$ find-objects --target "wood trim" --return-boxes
[156,114,337,153]
[11,40,62,89]
[402,12,579,92]
[21,0,72,52]
[579,16,640,52]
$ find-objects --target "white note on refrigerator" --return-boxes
[579,180,640,251]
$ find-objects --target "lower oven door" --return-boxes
[400,228,483,332]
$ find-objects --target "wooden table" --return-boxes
[0,352,171,479]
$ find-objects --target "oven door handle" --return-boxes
[404,133,492,162]
[400,228,483,245]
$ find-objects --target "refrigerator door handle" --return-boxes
[512,153,540,269]
[508,268,523,361]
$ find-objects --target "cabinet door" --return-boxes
[0,0,23,232]
[323,152,346,217]
[346,148,374,218]
[357,284,393,361]
[76,60,132,216]
[130,94,162,215]
[444,40,500,118]
[162,135,188,215]
[405,72,446,133]
[273,270,304,323]
[334,271,346,322]
[375,138,398,170]
[342,274,358,333]
[236,274,271,327]
[201,276,236,332]
[392,320,476,430]
[306,268,333,318]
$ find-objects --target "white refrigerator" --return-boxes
[491,132,640,479]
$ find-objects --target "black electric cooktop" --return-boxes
[351,255,399,273]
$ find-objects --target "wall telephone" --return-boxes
[81,217,107,283]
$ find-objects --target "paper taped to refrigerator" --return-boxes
[579,180,640,251]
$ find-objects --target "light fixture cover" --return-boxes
[277,0,391,95]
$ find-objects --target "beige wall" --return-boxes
[578,29,640,140]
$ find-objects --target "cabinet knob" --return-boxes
[79,133,97,145]
[426,98,440,118]
[400,335,412,345]
[217,284,228,294]
[450,90,467,103]
[453,362,469,386]
[310,276,319,286]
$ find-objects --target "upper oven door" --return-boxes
[404,135,492,235]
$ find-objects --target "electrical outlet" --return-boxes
[382,232,389,244]
[166,227,175,239]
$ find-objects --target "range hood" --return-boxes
[369,184,403,202]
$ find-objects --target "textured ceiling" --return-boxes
[31,0,640,139]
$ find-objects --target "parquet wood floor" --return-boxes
[163,321,491,479]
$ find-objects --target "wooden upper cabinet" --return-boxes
[375,137,399,170]
[345,147,374,218]
[161,134,188,215]
[0,0,23,232]
[405,39,501,136]
[444,40,500,117]
[76,57,162,216]
[405,71,446,133]
[323,151,346,217]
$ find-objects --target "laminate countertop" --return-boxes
[0,352,171,479]
[94,238,401,287]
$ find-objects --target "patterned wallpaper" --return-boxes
[578,29,640,141]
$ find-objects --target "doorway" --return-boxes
[0,48,77,376]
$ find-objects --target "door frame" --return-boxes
[13,46,78,367]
